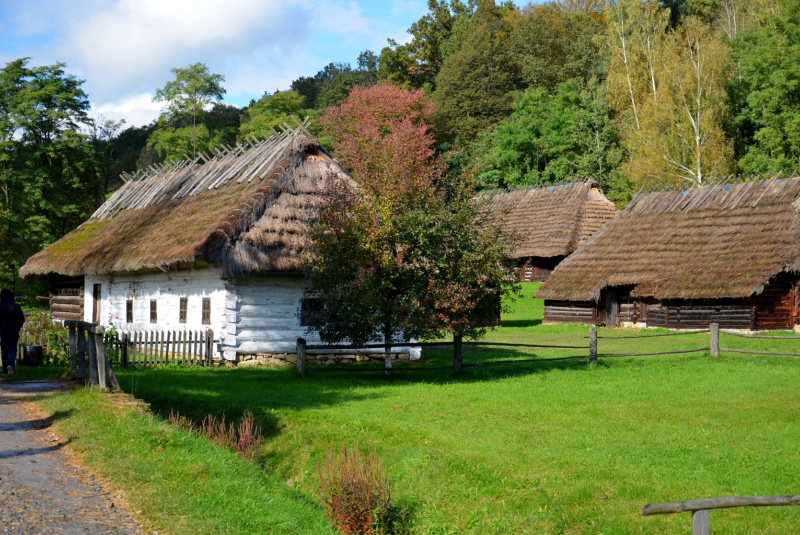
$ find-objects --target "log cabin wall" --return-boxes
[517,256,565,282]
[753,274,798,330]
[49,276,84,321]
[542,300,595,324]
[645,299,753,329]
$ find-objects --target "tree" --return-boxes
[473,80,621,190]
[238,91,316,141]
[307,84,517,373]
[290,61,376,110]
[510,2,605,91]
[604,1,732,185]
[730,0,800,173]
[0,58,99,290]
[378,0,474,90]
[319,84,438,194]
[151,63,226,158]
[432,0,522,143]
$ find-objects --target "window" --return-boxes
[179,297,187,324]
[150,299,157,323]
[202,297,211,325]
[92,284,101,324]
[126,300,133,324]
[300,298,324,326]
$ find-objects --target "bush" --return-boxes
[168,410,263,461]
[319,444,404,535]
[21,312,69,365]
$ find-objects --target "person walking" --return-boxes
[0,289,25,375]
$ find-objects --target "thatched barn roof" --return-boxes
[487,180,619,259]
[536,174,800,302]
[21,124,350,279]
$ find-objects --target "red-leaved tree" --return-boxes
[307,84,517,374]
[319,84,441,198]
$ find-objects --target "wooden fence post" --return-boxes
[77,328,87,380]
[589,327,598,365]
[205,329,213,366]
[86,330,98,385]
[296,338,306,375]
[68,324,77,374]
[453,335,463,374]
[121,333,129,367]
[692,509,709,535]
[710,323,719,358]
[94,333,108,390]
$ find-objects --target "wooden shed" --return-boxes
[536,175,800,330]
[20,124,374,362]
[487,180,619,281]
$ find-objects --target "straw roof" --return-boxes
[20,124,350,279]
[536,174,800,302]
[486,180,619,259]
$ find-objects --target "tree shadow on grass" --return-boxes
[115,345,590,441]
[499,319,542,328]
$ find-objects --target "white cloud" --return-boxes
[2,0,426,127]
[91,92,163,128]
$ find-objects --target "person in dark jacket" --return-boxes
[0,289,25,375]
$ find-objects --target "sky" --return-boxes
[0,0,434,127]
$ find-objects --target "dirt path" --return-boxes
[0,381,143,534]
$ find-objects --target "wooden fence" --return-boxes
[295,323,730,376]
[117,329,215,367]
[641,494,800,534]
[17,328,216,368]
[64,320,121,391]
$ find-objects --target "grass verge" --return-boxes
[32,283,800,533]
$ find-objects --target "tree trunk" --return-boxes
[453,334,463,374]
[383,323,392,377]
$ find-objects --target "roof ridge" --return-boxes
[620,172,800,218]
[91,119,313,221]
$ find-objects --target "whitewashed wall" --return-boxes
[84,268,228,338]
[224,274,318,358]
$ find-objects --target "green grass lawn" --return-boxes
[34,283,800,534]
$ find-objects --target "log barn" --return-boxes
[488,180,619,281]
[536,175,800,330]
[20,125,416,363]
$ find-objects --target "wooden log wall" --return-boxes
[646,301,752,330]
[543,300,595,324]
[517,256,564,282]
[754,275,795,330]
[50,278,84,322]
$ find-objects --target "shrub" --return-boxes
[21,312,69,364]
[318,444,401,535]
[168,410,262,461]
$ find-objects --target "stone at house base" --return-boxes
[234,352,413,368]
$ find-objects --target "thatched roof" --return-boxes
[21,124,349,279]
[487,180,619,259]
[536,174,800,302]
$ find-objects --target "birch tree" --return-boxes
[605,0,732,186]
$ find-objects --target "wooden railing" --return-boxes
[117,329,215,367]
[642,494,800,534]
[64,320,121,391]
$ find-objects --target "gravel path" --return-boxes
[0,381,143,534]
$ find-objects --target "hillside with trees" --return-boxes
[2,0,799,294]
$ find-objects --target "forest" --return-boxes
[0,0,798,294]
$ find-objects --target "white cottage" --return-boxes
[21,126,403,364]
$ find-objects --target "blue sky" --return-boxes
[0,0,437,126]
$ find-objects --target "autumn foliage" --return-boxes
[320,84,441,198]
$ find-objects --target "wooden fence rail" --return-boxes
[118,329,215,367]
[641,495,800,534]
